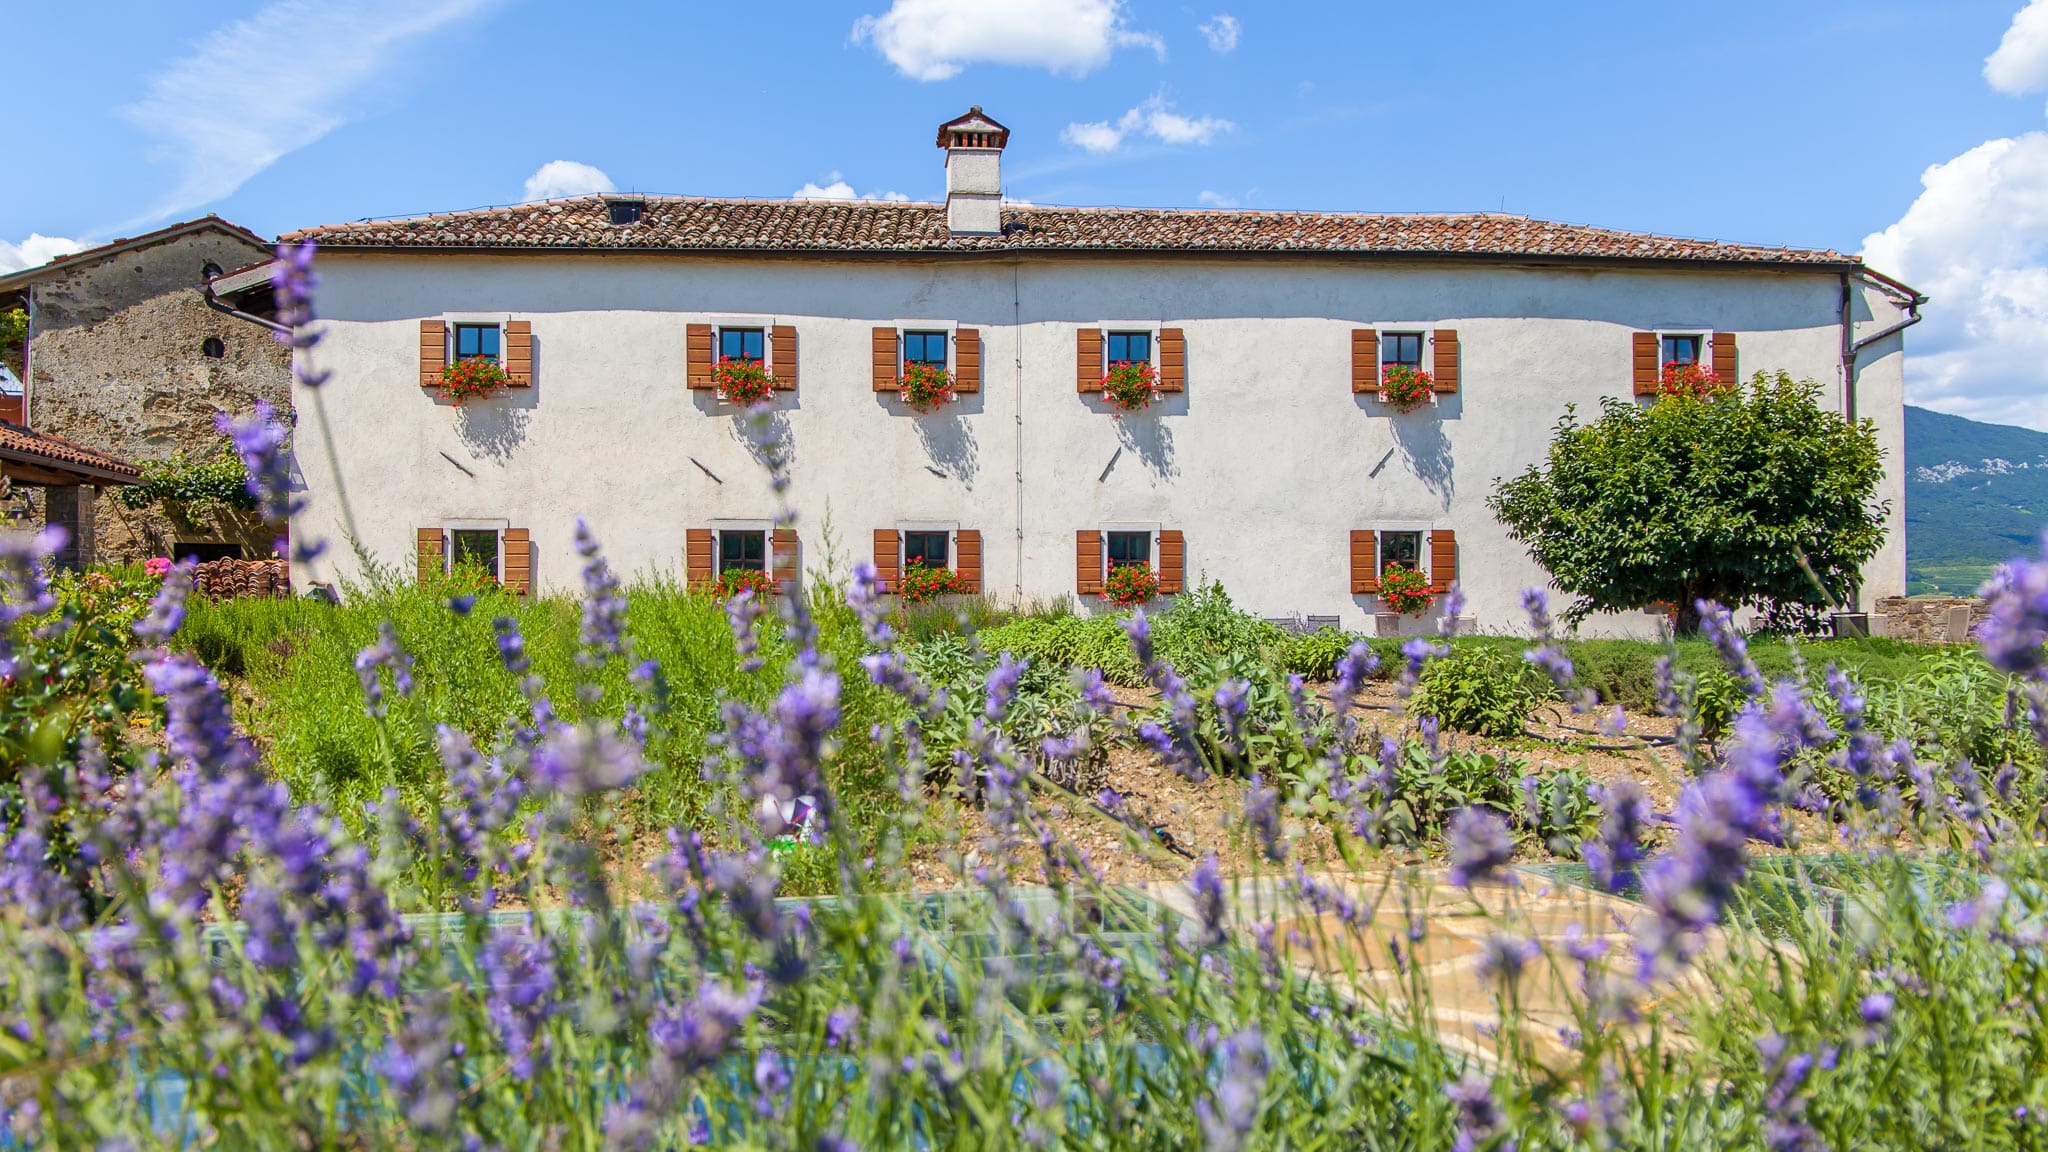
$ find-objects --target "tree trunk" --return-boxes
[1675,591,1704,635]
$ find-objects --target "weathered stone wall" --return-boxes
[1875,596,1989,644]
[25,229,290,562]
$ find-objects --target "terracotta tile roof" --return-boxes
[0,422,140,482]
[284,197,1856,268]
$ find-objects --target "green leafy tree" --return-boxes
[0,308,25,379]
[1489,372,1888,632]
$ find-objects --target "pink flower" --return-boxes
[144,557,173,578]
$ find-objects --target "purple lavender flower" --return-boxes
[1947,876,2009,932]
[1186,851,1228,950]
[353,621,415,719]
[479,929,559,1080]
[1196,1027,1268,1152]
[753,1048,793,1118]
[1398,637,1448,697]
[493,615,531,677]
[529,721,650,798]
[1859,991,1893,1029]
[824,1005,859,1048]
[133,558,196,646]
[1756,1034,1830,1152]
[1636,769,1770,976]
[986,653,1028,722]
[217,402,315,561]
[1478,932,1541,985]
[1212,678,1251,753]
[1444,1074,1504,1152]
[727,586,767,671]
[574,518,627,668]
[269,242,321,348]
[846,560,893,647]
[1437,582,1467,636]
[1077,667,1117,717]
[1446,807,1513,888]
[0,526,63,674]
[1242,774,1284,863]
[1521,588,1556,639]
[1583,777,1652,892]
[1979,539,2048,677]
[1696,600,1766,698]
[1334,640,1380,710]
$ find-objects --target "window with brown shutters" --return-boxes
[771,325,797,391]
[416,527,443,585]
[1712,332,1738,386]
[873,528,900,589]
[504,321,533,388]
[871,327,898,393]
[956,528,982,593]
[686,324,714,389]
[1429,529,1457,593]
[1158,529,1185,593]
[1076,328,1102,393]
[1158,328,1185,392]
[685,528,713,587]
[1350,530,1379,593]
[1075,530,1103,594]
[419,320,447,389]
[772,527,799,587]
[1632,332,1659,396]
[954,328,981,393]
[1431,329,1459,394]
[503,528,532,594]
[1351,330,1379,394]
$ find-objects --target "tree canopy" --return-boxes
[1488,372,1888,631]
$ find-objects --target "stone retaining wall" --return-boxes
[1874,596,1989,645]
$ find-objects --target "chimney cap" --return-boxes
[936,107,1010,149]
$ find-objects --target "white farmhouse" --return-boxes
[275,108,1919,636]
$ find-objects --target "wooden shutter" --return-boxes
[772,527,799,588]
[419,320,446,389]
[1350,530,1379,594]
[503,528,531,594]
[771,325,797,390]
[1351,330,1379,394]
[956,529,982,594]
[1158,530,1185,594]
[1076,328,1102,393]
[1076,530,1103,595]
[954,328,981,393]
[687,324,715,389]
[1429,529,1457,593]
[871,327,898,393]
[1432,329,1459,394]
[504,321,533,388]
[686,528,713,588]
[1632,332,1659,396]
[873,528,900,590]
[1158,328,1186,392]
[416,528,443,585]
[1712,332,1737,386]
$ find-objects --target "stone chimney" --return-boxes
[936,106,1009,235]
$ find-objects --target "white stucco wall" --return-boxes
[289,252,1908,636]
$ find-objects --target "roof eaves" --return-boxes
[0,216,271,294]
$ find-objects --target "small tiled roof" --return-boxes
[0,422,140,483]
[285,197,1857,268]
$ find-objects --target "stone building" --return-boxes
[0,216,292,563]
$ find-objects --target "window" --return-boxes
[201,337,226,359]
[1106,531,1151,570]
[903,331,948,369]
[450,529,500,581]
[1106,331,1152,367]
[719,328,766,364]
[1660,334,1702,367]
[607,200,644,226]
[1379,530,1422,579]
[903,530,949,570]
[1381,332,1424,370]
[454,323,502,363]
[720,529,767,573]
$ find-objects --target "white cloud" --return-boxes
[1198,14,1239,53]
[522,160,615,203]
[1061,95,1234,153]
[852,0,1162,81]
[0,234,90,275]
[1862,132,2048,428]
[1196,191,1238,208]
[1987,0,2048,94]
[120,0,501,225]
[793,171,910,201]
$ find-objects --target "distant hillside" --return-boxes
[1906,405,2048,594]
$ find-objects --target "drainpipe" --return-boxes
[1838,270,1926,424]
[1012,261,1024,600]
[21,285,31,427]
[204,280,291,335]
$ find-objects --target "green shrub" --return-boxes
[1379,740,1523,845]
[1277,628,1360,680]
[1511,766,1602,855]
[1409,645,1550,738]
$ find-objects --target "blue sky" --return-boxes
[8,0,2048,428]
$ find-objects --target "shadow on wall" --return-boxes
[730,407,793,475]
[1391,394,1457,507]
[915,411,979,488]
[1113,412,1178,480]
[455,395,532,462]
